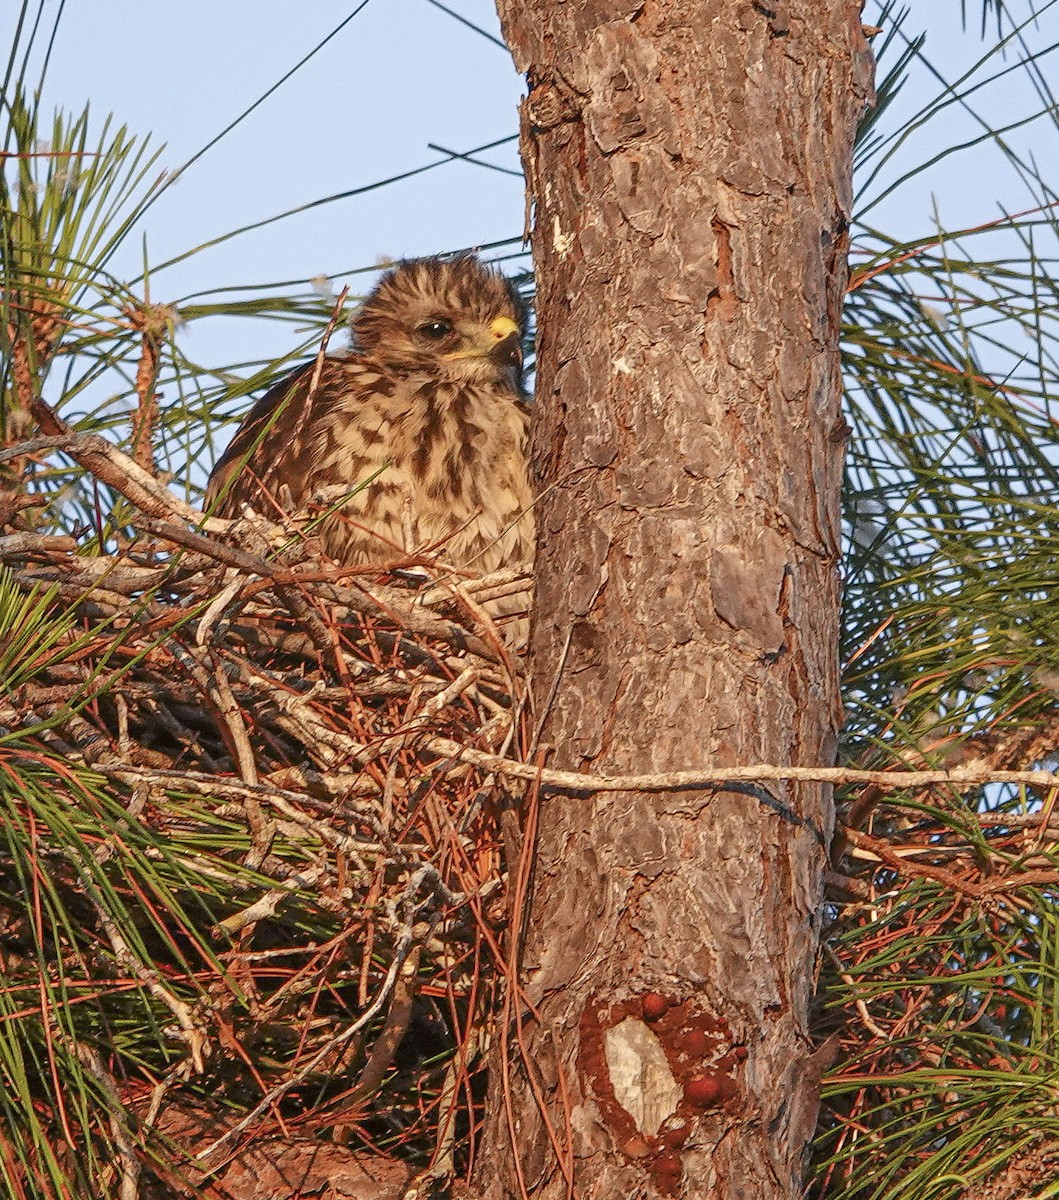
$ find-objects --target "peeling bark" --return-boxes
[478,2,873,1197]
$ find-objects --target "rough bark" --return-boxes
[478,3,873,1198]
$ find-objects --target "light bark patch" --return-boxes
[710,532,787,655]
[603,1017,682,1136]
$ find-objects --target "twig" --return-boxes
[128,302,163,474]
[320,577,502,663]
[70,1040,143,1200]
[78,868,208,1072]
[138,515,335,652]
[414,743,1059,797]
[24,407,230,531]
[97,765,390,858]
[824,944,888,1039]
[307,286,350,398]
[195,915,431,1163]
[350,943,421,1102]
[842,827,1059,898]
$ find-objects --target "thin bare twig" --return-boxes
[417,738,1059,797]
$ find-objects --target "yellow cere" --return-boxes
[489,316,519,340]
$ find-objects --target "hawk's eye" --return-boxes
[418,319,453,340]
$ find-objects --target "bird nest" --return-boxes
[0,430,531,1197]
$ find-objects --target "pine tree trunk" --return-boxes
[477,3,873,1197]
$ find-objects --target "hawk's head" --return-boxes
[351,255,529,391]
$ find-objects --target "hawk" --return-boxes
[206,255,534,578]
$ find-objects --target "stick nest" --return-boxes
[0,431,532,1197]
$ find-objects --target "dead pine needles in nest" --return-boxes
[0,425,533,1199]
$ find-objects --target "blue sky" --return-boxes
[5,1,1059,391]
[39,1,525,270]
[6,1,529,374]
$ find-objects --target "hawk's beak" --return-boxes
[488,317,523,368]
[488,316,519,342]
[443,316,523,368]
